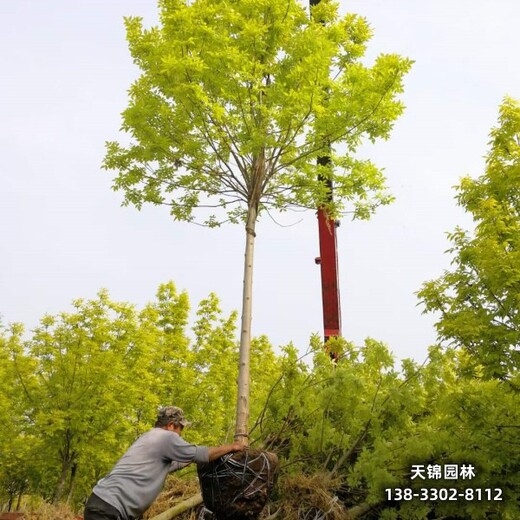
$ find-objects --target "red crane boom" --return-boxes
[314,160,342,344]
[316,208,341,342]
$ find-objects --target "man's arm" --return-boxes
[207,441,245,462]
[169,461,191,472]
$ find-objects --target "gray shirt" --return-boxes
[93,428,209,520]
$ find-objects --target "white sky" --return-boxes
[1,0,519,363]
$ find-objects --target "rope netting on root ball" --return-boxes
[197,449,279,520]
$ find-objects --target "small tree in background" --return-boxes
[0,324,38,511]
[419,97,520,381]
[104,0,412,443]
[9,293,143,504]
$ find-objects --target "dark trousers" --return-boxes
[84,493,123,520]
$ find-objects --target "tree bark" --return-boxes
[15,482,26,510]
[66,463,77,504]
[53,430,76,504]
[53,459,70,504]
[234,205,258,445]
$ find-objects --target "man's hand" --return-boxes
[208,441,247,461]
[230,440,246,452]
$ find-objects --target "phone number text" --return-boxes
[385,488,503,502]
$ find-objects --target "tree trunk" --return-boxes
[66,463,77,504]
[53,431,75,505]
[53,459,71,504]
[234,205,258,445]
[148,493,203,520]
[15,482,26,511]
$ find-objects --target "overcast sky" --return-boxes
[2,1,519,363]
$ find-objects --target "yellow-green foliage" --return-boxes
[419,98,520,380]
[105,0,412,226]
[1,288,520,518]
[256,339,520,519]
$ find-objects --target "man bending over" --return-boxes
[84,406,244,520]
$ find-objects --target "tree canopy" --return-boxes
[104,0,412,225]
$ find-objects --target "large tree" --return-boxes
[419,97,520,380]
[104,0,412,442]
